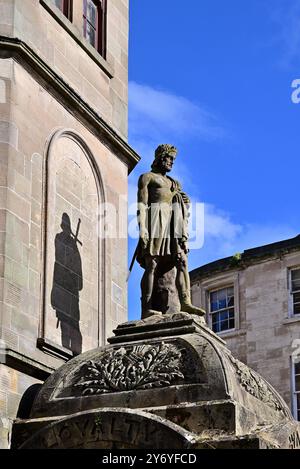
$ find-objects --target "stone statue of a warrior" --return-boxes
[136,144,206,319]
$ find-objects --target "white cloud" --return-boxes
[189,203,298,270]
[129,81,226,142]
[128,81,228,204]
[204,204,243,240]
[267,0,300,67]
[128,194,297,268]
[127,80,298,271]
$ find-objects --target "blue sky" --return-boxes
[127,0,300,320]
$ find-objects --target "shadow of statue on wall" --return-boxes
[51,213,83,356]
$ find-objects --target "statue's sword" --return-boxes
[72,218,82,246]
[127,241,140,282]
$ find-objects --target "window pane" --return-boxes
[53,0,63,10]
[298,410,300,422]
[297,393,300,410]
[296,375,300,392]
[293,300,300,315]
[210,291,218,312]
[210,287,235,333]
[292,269,300,280]
[292,279,300,292]
[212,312,219,325]
[220,319,229,332]
[211,291,218,303]
[210,288,235,311]
[294,292,300,303]
[217,288,226,300]
[87,0,97,27]
[228,294,234,307]
[229,309,235,319]
[229,318,235,329]
[52,0,72,19]
[212,312,220,332]
[212,321,220,333]
[295,361,300,375]
[220,310,229,322]
[212,310,234,333]
[292,270,300,291]
[86,23,96,47]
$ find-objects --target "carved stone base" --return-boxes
[12,313,300,449]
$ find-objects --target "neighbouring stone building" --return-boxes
[0,0,139,448]
[190,235,300,422]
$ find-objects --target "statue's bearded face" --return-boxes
[161,153,176,172]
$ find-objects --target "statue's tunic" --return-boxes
[137,174,189,267]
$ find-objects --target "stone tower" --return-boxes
[0,0,139,448]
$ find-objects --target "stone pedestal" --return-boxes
[11,313,300,449]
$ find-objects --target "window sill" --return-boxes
[215,329,246,339]
[40,0,114,78]
[37,337,74,361]
[283,316,300,326]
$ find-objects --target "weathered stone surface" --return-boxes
[190,245,300,413]
[12,313,300,449]
[17,409,197,449]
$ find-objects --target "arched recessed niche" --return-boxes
[38,129,106,359]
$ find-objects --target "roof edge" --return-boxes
[190,234,300,280]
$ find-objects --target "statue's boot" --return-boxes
[141,297,162,320]
[180,292,206,316]
[142,309,163,319]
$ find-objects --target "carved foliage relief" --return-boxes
[228,354,289,416]
[72,342,185,395]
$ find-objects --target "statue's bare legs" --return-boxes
[176,253,206,316]
[141,254,205,318]
[141,256,159,318]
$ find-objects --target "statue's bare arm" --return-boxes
[137,173,152,248]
